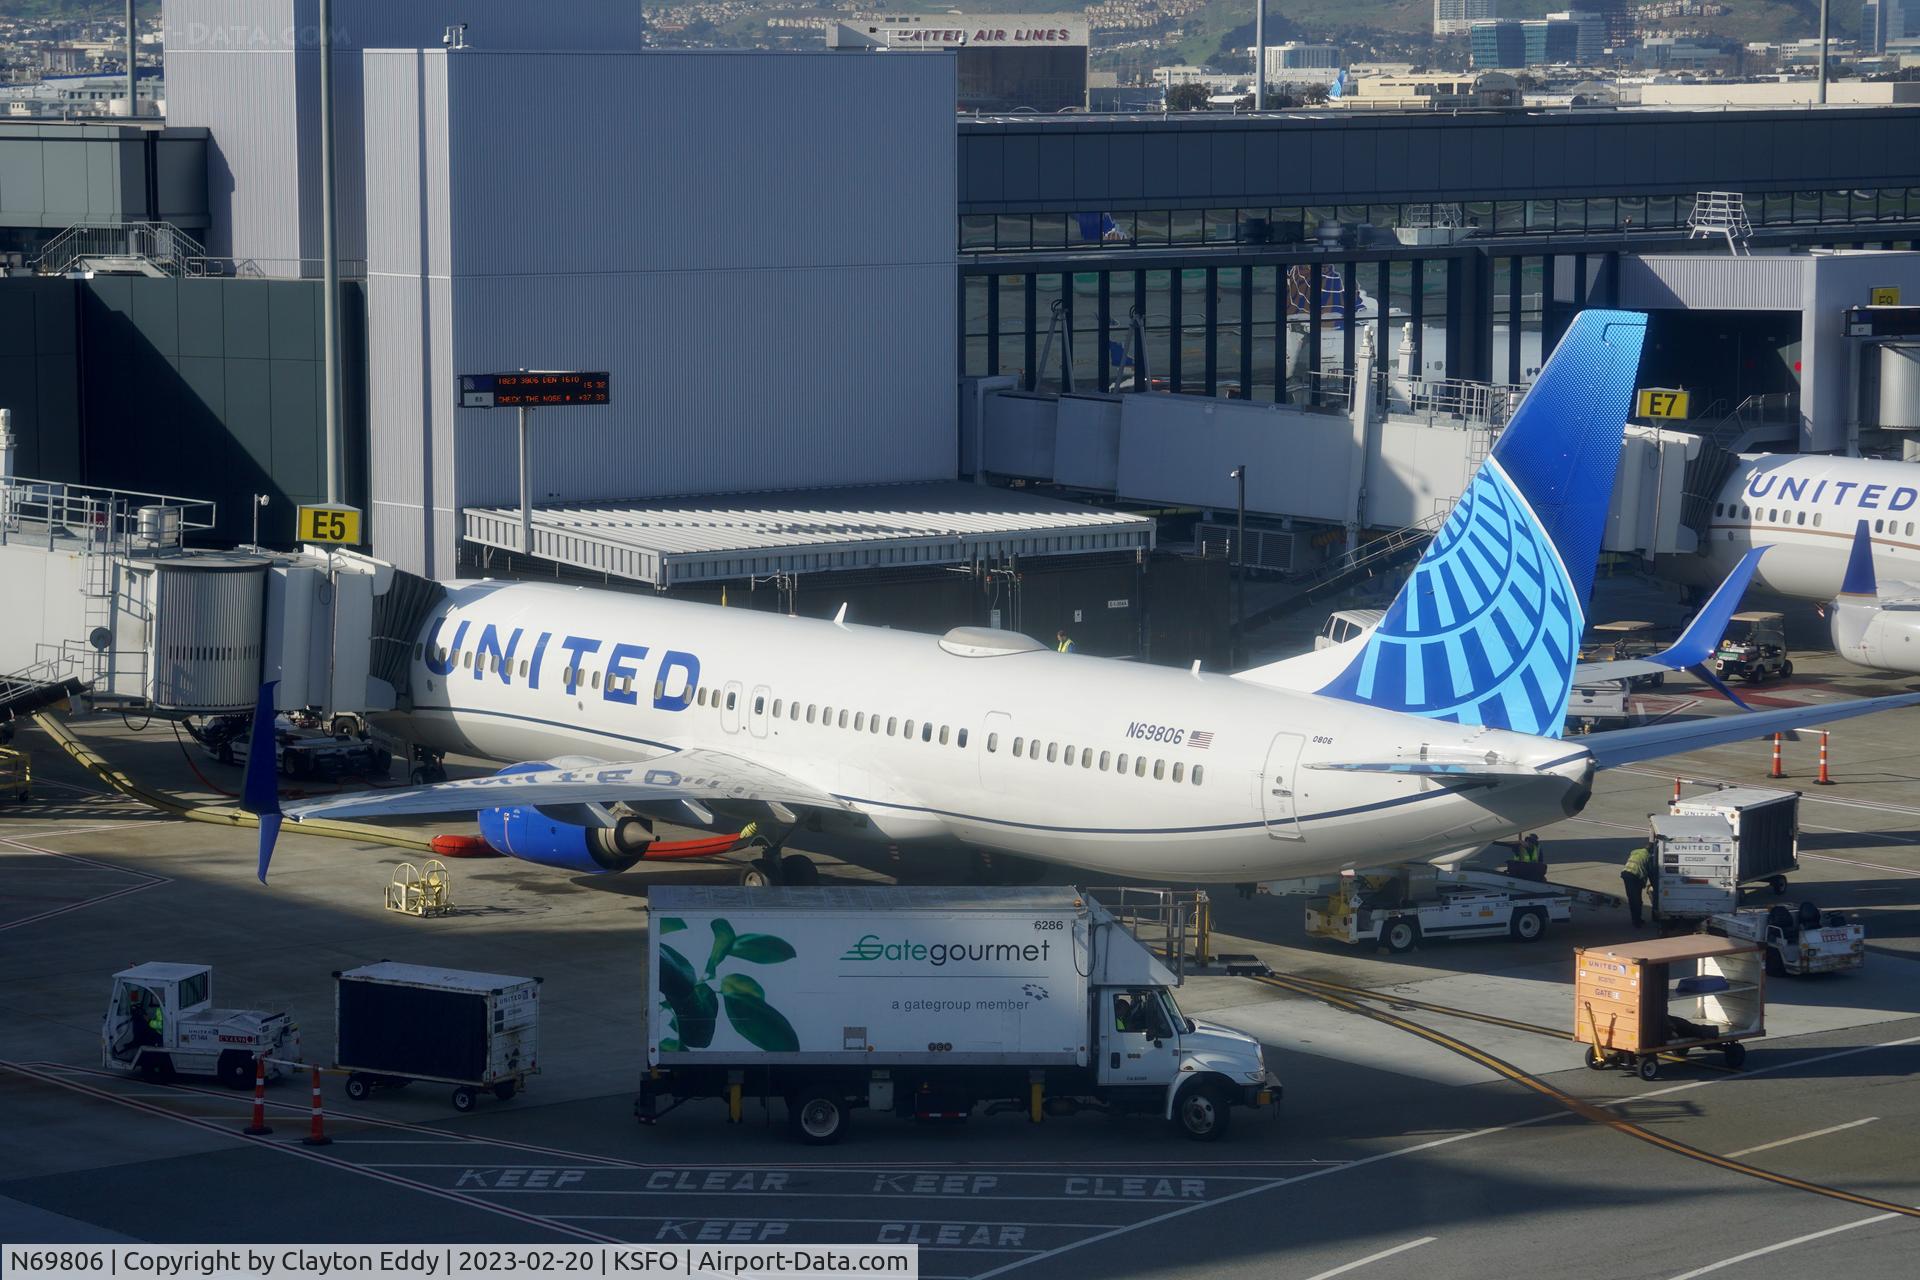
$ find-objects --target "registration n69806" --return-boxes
[1124,722,1184,744]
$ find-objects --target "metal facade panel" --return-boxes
[1616,255,1808,311]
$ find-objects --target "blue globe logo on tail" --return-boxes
[1318,309,1647,738]
[1319,461,1581,736]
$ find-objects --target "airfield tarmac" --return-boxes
[3,646,1918,1280]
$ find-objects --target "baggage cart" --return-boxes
[1574,936,1765,1081]
[334,962,540,1111]
[1670,787,1799,894]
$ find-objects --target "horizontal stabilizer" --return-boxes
[1583,692,1920,768]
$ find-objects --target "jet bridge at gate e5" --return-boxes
[0,470,441,719]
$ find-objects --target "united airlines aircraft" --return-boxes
[246,311,1920,886]
[1669,453,1920,672]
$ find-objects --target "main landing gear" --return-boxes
[738,828,819,888]
[409,747,448,785]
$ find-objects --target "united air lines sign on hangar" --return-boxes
[827,14,1090,113]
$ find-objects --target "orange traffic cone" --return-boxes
[1817,731,1835,785]
[243,1056,272,1136]
[302,1066,331,1146]
[1770,732,1785,779]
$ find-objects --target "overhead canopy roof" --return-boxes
[462,481,1155,587]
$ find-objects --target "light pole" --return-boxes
[1253,0,1265,111]
[1230,465,1246,665]
[1817,0,1830,104]
[251,494,270,550]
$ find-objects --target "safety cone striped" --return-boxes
[301,1066,331,1146]
[243,1057,272,1135]
[1817,731,1835,785]
[1770,732,1785,779]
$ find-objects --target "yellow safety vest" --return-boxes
[1516,843,1541,863]
[1057,638,1074,653]
[1625,847,1654,878]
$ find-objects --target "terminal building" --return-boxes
[826,14,1090,113]
[6,0,1920,676]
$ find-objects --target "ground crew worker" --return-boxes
[1622,843,1656,928]
[1113,994,1133,1031]
[1503,833,1546,881]
[1056,630,1075,654]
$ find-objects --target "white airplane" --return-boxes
[246,310,1920,887]
[1665,453,1920,672]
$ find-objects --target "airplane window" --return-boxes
[462,652,473,669]
[904,718,916,738]
[1046,743,1058,763]
[1116,753,1129,774]
[754,696,765,715]
[1193,765,1205,785]
[1064,746,1077,766]
[1134,757,1147,777]
[1013,737,1024,757]
[519,660,529,678]
[987,733,998,753]
[592,671,602,690]
[806,705,816,724]
[839,710,849,729]
[726,691,736,710]
[772,699,783,717]
[1908,523,1915,536]
[1797,512,1805,526]
[939,725,950,745]
[1173,762,1185,783]
[921,722,933,743]
[791,702,801,721]
[854,712,864,731]
[1100,750,1111,771]
[563,667,575,687]
[1154,759,1166,780]
[1082,751,1093,769]
[870,714,880,734]
[1876,519,1885,533]
[1713,503,1722,518]
[888,717,898,736]
[1742,505,1751,519]
[1813,513,1822,527]
[1768,509,1778,522]
[695,687,705,706]
[957,728,968,749]
[824,706,835,725]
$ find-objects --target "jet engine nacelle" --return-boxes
[475,762,652,873]
[1831,603,1920,674]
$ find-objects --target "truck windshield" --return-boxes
[1157,988,1186,1032]
[177,971,209,1009]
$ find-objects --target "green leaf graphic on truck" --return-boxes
[656,918,799,1053]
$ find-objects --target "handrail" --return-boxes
[34,220,210,278]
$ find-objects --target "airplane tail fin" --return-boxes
[239,682,283,883]
[1317,309,1647,737]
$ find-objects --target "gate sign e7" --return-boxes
[1635,388,1690,420]
[297,503,362,545]
[459,371,611,409]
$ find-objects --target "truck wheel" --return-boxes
[217,1051,255,1090]
[1723,1041,1748,1069]
[1584,1045,1608,1070]
[345,1073,372,1101]
[1636,1056,1661,1082]
[1769,875,1789,896]
[1382,918,1420,954]
[740,859,776,889]
[1510,908,1547,943]
[139,1053,174,1083]
[494,1081,518,1102]
[789,1092,848,1145]
[781,854,820,886]
[451,1086,477,1113]
[1781,660,1793,678]
[1175,1080,1233,1142]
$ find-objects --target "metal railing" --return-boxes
[1708,391,1798,451]
[1086,887,1212,980]
[1396,377,1528,430]
[34,220,210,278]
[0,475,217,551]
[1687,191,1754,256]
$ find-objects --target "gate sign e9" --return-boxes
[297,503,362,545]
[1635,388,1690,420]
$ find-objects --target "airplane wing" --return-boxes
[279,747,852,824]
[1305,760,1546,780]
[1581,691,1920,768]
[1573,547,1766,703]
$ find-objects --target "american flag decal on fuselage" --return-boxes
[1190,730,1214,750]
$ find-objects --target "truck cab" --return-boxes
[1097,983,1272,1137]
[103,963,299,1088]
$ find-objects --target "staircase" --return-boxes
[34,220,209,279]
[0,657,88,723]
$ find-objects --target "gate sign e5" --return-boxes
[1635,388,1690,420]
[297,503,362,545]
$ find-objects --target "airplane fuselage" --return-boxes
[380,581,1594,883]
[1666,453,1920,598]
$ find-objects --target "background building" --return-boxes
[1863,0,1908,53]
[1435,0,1497,37]
[827,15,1089,113]
[1264,42,1341,83]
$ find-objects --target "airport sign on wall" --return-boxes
[297,503,362,545]
[1871,286,1902,306]
[1635,388,1691,420]
[459,371,611,408]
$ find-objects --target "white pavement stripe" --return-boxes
[1663,1213,1902,1280]
[1616,1035,1920,1106]
[1798,849,1920,876]
[1725,1118,1880,1159]
[1299,1238,1437,1280]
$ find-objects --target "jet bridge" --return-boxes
[0,464,439,721]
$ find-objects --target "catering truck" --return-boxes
[636,886,1279,1144]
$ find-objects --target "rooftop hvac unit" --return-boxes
[146,558,267,713]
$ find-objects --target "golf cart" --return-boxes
[1713,611,1791,684]
[1580,620,1667,690]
